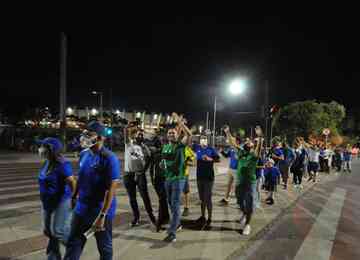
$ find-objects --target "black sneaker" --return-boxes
[182,208,190,217]
[130,219,140,227]
[163,234,176,243]
[149,214,157,226]
[195,216,206,225]
[218,198,229,206]
[266,198,274,205]
[203,219,212,230]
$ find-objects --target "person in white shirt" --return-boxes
[124,128,156,227]
[305,143,320,182]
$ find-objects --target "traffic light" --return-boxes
[270,105,280,118]
[105,127,113,136]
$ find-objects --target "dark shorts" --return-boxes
[264,175,277,192]
[308,162,319,173]
[235,183,256,214]
[197,179,214,204]
[183,177,190,194]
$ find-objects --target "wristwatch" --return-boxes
[99,212,107,218]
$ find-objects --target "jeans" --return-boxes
[123,172,155,221]
[42,198,72,260]
[165,179,186,236]
[344,161,351,171]
[236,182,257,215]
[255,178,262,208]
[64,213,113,260]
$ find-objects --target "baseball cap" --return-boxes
[38,137,63,153]
[86,121,106,137]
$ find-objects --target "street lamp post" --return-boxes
[92,91,103,122]
[212,96,217,147]
[212,78,247,147]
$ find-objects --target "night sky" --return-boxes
[1,14,358,126]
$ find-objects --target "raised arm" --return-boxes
[223,126,241,149]
[254,126,264,158]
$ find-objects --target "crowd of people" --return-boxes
[36,117,357,260]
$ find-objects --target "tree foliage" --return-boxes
[272,100,346,143]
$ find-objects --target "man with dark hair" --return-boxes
[193,135,220,229]
[64,121,120,260]
[124,127,156,227]
[161,128,187,242]
[224,126,263,236]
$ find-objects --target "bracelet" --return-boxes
[99,212,107,218]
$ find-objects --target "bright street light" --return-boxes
[212,77,248,147]
[229,79,247,95]
[66,107,73,115]
[91,91,103,122]
[91,108,98,116]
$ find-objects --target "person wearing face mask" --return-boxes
[64,121,120,260]
[193,136,220,229]
[123,127,156,227]
[224,126,263,236]
[37,137,76,260]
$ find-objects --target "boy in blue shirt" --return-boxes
[264,159,280,205]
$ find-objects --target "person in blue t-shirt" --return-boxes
[280,142,295,190]
[38,137,76,260]
[64,121,121,260]
[219,136,240,206]
[255,157,265,208]
[193,136,220,229]
[264,159,280,205]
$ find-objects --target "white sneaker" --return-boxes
[239,214,246,227]
[243,224,251,236]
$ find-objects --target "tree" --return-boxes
[273,100,346,143]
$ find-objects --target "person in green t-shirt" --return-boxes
[224,126,264,236]
[160,128,187,243]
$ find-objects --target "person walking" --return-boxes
[64,121,120,260]
[193,135,220,229]
[124,128,156,227]
[38,137,76,260]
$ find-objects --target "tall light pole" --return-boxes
[212,78,247,147]
[92,91,103,122]
[212,96,217,146]
[264,80,269,149]
[59,32,67,151]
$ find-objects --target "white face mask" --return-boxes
[38,146,49,159]
[80,135,98,149]
[200,139,208,147]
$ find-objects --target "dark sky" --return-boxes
[1,14,358,125]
